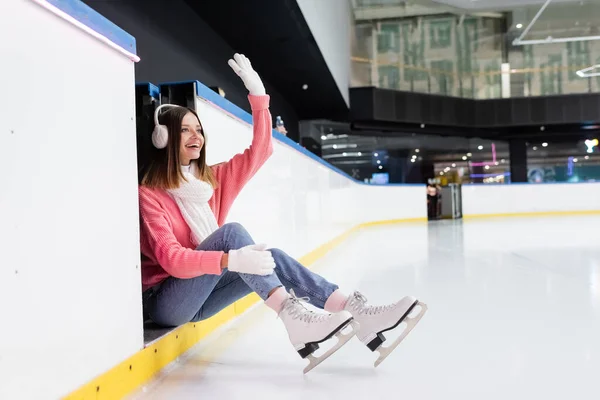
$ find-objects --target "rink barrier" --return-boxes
[461,182,600,218]
[63,217,426,400]
[463,209,600,219]
[165,78,423,187]
[31,0,140,61]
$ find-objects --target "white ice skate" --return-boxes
[279,290,359,374]
[345,291,427,367]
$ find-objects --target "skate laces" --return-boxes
[281,289,329,323]
[349,291,395,316]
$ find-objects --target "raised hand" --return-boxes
[228,53,266,96]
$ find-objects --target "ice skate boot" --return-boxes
[345,291,427,367]
[280,290,358,374]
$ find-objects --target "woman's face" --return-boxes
[179,112,204,166]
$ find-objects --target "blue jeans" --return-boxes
[143,222,339,327]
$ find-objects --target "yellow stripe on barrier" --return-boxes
[361,217,428,227]
[63,217,426,400]
[63,303,237,400]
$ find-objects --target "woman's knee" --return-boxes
[222,222,248,236]
[221,222,254,249]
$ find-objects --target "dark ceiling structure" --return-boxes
[184,0,349,121]
[350,87,600,143]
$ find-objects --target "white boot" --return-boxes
[344,291,427,367]
[279,290,358,373]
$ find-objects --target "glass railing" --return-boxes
[351,16,600,99]
[351,56,599,99]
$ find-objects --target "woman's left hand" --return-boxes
[228,53,266,96]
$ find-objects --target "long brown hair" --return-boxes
[141,106,218,189]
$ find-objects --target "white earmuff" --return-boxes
[152,104,180,149]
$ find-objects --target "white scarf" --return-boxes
[167,164,219,246]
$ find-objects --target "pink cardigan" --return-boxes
[138,95,273,291]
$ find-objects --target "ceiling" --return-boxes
[353,0,595,23]
[430,0,582,11]
[510,1,600,41]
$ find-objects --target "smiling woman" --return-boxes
[137,53,427,374]
[141,105,217,190]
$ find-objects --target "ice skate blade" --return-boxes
[303,320,359,374]
[374,301,427,368]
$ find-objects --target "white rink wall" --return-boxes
[0,1,141,399]
[462,183,600,217]
[195,90,426,259]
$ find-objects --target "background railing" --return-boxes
[351,11,600,99]
[351,56,599,99]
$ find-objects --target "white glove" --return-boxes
[228,243,275,276]
[228,53,266,96]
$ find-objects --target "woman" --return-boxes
[138,54,427,373]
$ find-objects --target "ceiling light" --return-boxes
[585,139,598,153]
[467,152,472,157]
[573,158,578,162]
[321,135,327,140]
[377,160,381,164]
[516,23,523,29]
[415,149,420,153]
[440,172,444,175]
[542,142,548,147]
[485,165,490,170]
[333,144,338,149]
[462,156,467,160]
[374,152,379,157]
[478,145,483,150]
[411,159,416,163]
[452,163,456,167]
[495,162,499,166]
[585,155,590,160]
[302,84,308,90]
[533,146,538,150]
[358,152,362,156]
[343,152,347,156]
[501,159,506,163]
[378,166,383,170]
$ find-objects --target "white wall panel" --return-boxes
[462,183,600,217]
[296,0,351,106]
[0,1,140,399]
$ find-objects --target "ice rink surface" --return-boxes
[130,216,600,400]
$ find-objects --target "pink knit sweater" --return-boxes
[138,95,273,291]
